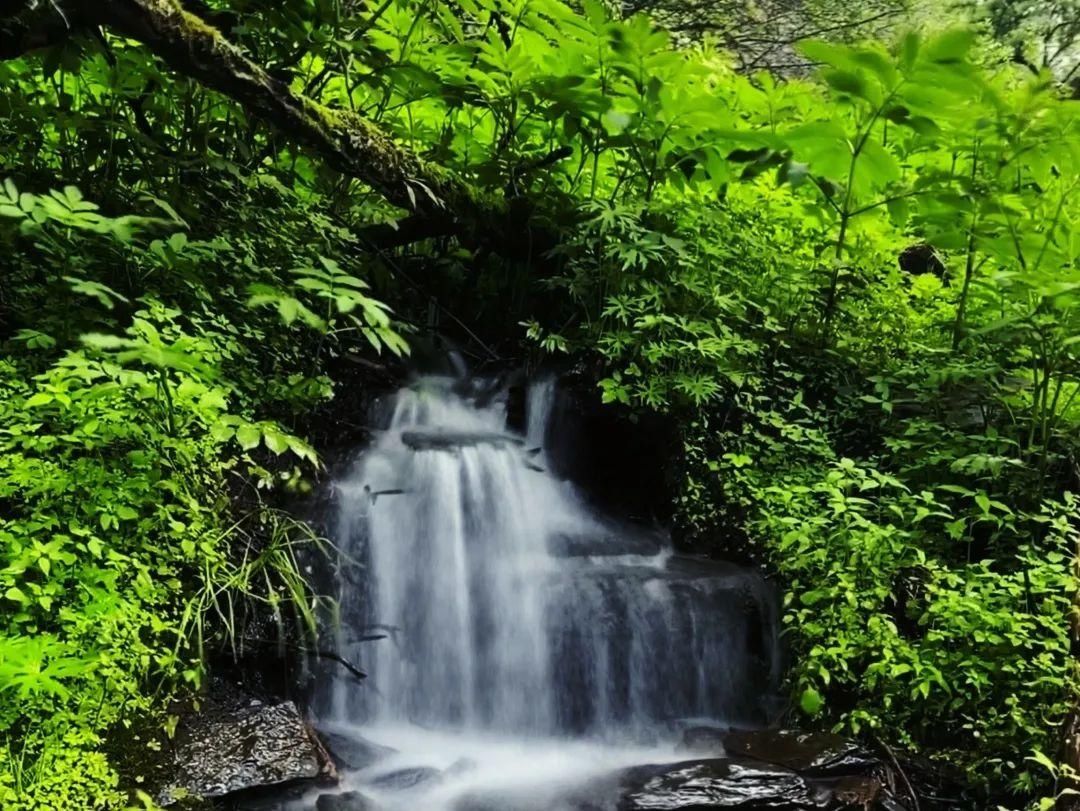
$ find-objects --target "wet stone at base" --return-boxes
[316,791,376,811]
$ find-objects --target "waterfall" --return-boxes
[524,375,556,451]
[321,374,779,809]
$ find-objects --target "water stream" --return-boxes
[318,374,780,810]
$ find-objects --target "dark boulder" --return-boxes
[715,729,952,808]
[620,758,827,810]
[231,780,318,811]
[315,728,397,772]
[720,729,881,778]
[620,731,934,811]
[898,243,946,280]
[676,724,731,754]
[316,791,375,811]
[547,526,665,557]
[400,429,522,451]
[368,765,443,790]
[161,701,332,804]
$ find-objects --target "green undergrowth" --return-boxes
[1,0,1079,807]
[0,181,407,808]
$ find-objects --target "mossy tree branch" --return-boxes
[0,0,502,242]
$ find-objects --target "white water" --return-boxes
[321,375,779,810]
[318,721,686,811]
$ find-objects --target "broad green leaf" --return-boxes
[799,687,824,715]
[922,29,977,64]
[236,423,261,450]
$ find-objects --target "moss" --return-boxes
[176,8,222,40]
[128,0,500,220]
[301,96,348,132]
[101,710,178,806]
[159,0,225,42]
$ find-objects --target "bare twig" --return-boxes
[873,734,921,811]
[306,648,368,681]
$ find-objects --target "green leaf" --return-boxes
[1026,749,1059,775]
[922,29,976,64]
[236,423,261,450]
[263,428,289,454]
[278,297,301,325]
[168,231,188,253]
[886,196,910,226]
[286,435,318,464]
[822,69,881,106]
[854,139,901,192]
[784,121,851,180]
[210,422,236,443]
[798,39,850,69]
[799,687,824,715]
[898,31,921,71]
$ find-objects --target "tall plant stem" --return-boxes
[952,140,980,350]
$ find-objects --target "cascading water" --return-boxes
[317,374,780,810]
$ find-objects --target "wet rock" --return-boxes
[547,527,665,557]
[831,775,887,808]
[621,758,826,810]
[720,730,880,779]
[676,724,731,754]
[231,781,317,811]
[400,429,522,451]
[368,765,443,790]
[163,701,326,802]
[712,730,951,808]
[549,558,781,732]
[315,728,397,771]
[316,791,375,811]
[660,555,747,581]
[619,741,923,811]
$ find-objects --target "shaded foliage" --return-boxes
[0,0,1078,809]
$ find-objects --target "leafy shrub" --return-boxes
[0,181,405,807]
[1,0,1078,805]
[527,24,1080,803]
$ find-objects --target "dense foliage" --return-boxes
[1,0,1078,807]
[0,101,408,804]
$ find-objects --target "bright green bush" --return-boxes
[0,182,406,808]
[528,23,1080,802]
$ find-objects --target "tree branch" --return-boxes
[2,0,505,246]
[98,0,494,221]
